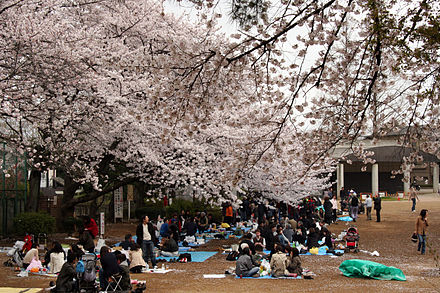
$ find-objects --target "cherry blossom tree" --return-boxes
[0,0,332,227]
[179,0,440,180]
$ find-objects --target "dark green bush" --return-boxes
[13,212,56,235]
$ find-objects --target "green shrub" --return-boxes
[13,212,56,235]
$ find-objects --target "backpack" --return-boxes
[76,260,85,273]
[226,251,239,261]
[178,253,192,262]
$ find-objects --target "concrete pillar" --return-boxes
[337,163,344,198]
[372,163,379,196]
[403,171,410,195]
[433,163,439,193]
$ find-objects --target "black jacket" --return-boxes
[374,197,382,210]
[136,222,157,245]
[55,262,76,292]
[100,252,119,279]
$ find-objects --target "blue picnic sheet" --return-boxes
[156,251,217,262]
[262,246,344,256]
[338,216,353,222]
[236,275,302,279]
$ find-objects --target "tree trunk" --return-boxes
[25,170,41,212]
[89,198,98,219]
[56,174,80,231]
[133,181,146,211]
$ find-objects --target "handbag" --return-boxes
[411,233,418,243]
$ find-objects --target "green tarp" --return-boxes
[339,259,406,281]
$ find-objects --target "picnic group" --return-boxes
[3,187,426,291]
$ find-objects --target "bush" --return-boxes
[13,212,56,236]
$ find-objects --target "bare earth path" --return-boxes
[1,194,439,292]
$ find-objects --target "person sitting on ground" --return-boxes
[116,254,131,291]
[67,244,84,260]
[183,217,198,237]
[283,223,294,243]
[159,233,179,257]
[198,212,209,233]
[306,227,320,250]
[119,234,135,250]
[44,241,62,267]
[23,242,39,268]
[277,225,290,247]
[53,253,78,293]
[83,216,99,239]
[78,228,95,253]
[129,243,146,273]
[160,218,169,237]
[253,229,266,251]
[292,221,306,245]
[168,221,179,244]
[239,233,256,256]
[270,244,289,277]
[49,242,66,274]
[99,246,120,290]
[320,228,334,251]
[286,246,303,276]
[235,247,259,277]
[263,223,278,253]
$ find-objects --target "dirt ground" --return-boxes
[1,194,440,292]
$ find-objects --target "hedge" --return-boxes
[13,212,56,235]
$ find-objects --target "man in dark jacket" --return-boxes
[136,215,157,268]
[323,196,333,224]
[374,195,382,222]
[54,253,77,292]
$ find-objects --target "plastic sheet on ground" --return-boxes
[338,216,353,222]
[339,259,406,281]
[0,288,42,293]
[235,275,302,279]
[156,251,217,262]
[204,274,226,278]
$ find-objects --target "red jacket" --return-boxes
[85,218,99,237]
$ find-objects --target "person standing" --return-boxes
[415,209,429,255]
[408,185,420,213]
[350,194,359,222]
[365,195,373,220]
[373,194,382,222]
[136,215,157,268]
[330,196,338,223]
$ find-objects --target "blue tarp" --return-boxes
[156,251,217,262]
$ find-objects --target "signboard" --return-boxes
[100,212,105,236]
[127,185,134,201]
[114,187,123,220]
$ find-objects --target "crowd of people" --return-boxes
[15,185,430,288]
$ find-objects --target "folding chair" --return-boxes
[105,273,123,292]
